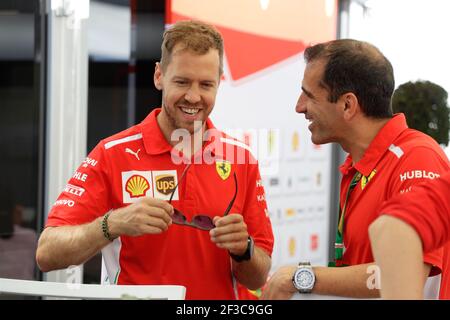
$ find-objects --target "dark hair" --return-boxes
[160,20,224,76]
[304,39,394,118]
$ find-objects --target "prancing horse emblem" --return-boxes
[216,160,231,180]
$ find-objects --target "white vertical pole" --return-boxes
[44,0,89,285]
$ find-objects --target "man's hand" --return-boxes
[260,266,297,300]
[209,213,248,256]
[108,197,174,237]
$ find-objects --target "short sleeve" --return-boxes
[46,142,112,227]
[380,171,450,253]
[242,161,274,257]
[385,147,449,274]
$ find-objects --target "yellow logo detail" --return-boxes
[126,175,150,198]
[288,237,296,257]
[292,131,299,151]
[361,170,376,190]
[155,174,176,195]
[285,208,295,217]
[268,130,275,155]
[216,160,231,180]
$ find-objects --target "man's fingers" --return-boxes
[213,213,243,227]
[211,220,247,238]
[140,197,174,215]
[138,224,167,235]
[211,231,247,245]
[140,205,173,225]
[140,215,172,232]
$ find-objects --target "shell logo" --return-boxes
[125,175,150,198]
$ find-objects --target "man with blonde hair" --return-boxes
[37,20,274,300]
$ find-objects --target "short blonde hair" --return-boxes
[160,20,224,76]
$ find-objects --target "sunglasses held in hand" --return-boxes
[168,164,238,231]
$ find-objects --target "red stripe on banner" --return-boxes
[217,26,306,81]
[165,0,172,24]
[170,12,306,81]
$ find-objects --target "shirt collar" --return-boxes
[139,108,221,157]
[340,113,409,176]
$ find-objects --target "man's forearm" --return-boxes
[233,247,271,290]
[369,216,426,299]
[36,217,110,272]
[312,263,381,298]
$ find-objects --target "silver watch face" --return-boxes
[294,268,315,290]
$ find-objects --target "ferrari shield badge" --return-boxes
[216,160,231,180]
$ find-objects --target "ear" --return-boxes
[342,93,359,121]
[154,62,163,91]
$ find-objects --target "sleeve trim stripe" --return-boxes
[220,137,252,153]
[104,133,143,150]
[388,144,404,159]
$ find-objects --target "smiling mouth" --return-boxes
[180,107,200,115]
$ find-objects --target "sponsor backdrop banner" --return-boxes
[167,0,338,271]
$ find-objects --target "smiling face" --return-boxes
[295,59,344,145]
[155,44,221,137]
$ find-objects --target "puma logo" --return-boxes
[125,148,141,160]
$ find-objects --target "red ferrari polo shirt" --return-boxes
[46,108,274,300]
[379,171,450,299]
[339,114,449,277]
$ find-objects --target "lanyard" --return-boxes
[330,171,362,267]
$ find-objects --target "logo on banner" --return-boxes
[216,160,231,180]
[310,234,319,251]
[268,130,276,155]
[292,131,300,152]
[285,208,295,218]
[122,171,153,203]
[155,174,176,195]
[361,170,376,190]
[269,177,280,187]
[316,172,322,186]
[288,237,296,257]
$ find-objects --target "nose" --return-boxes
[295,92,307,114]
[185,84,201,104]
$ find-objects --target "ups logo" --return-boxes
[155,174,176,195]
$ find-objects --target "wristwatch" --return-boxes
[229,236,254,262]
[292,262,315,293]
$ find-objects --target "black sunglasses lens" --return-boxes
[192,215,215,230]
[172,209,186,224]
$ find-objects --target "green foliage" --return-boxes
[392,80,449,146]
